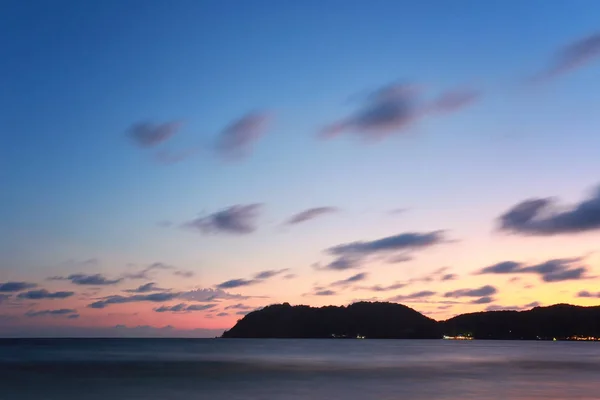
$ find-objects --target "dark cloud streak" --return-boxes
[17,289,75,299]
[314,290,336,296]
[319,231,447,271]
[388,290,436,302]
[154,303,216,313]
[444,285,497,298]
[328,231,446,257]
[216,278,257,289]
[320,83,478,141]
[216,269,289,289]
[216,112,270,160]
[471,296,494,304]
[25,309,77,317]
[51,274,122,286]
[88,292,181,309]
[358,282,406,292]
[123,283,168,293]
[499,185,600,236]
[577,291,600,298]
[184,204,262,235]
[285,207,338,225]
[478,258,589,282]
[127,121,181,148]
[330,272,368,287]
[179,288,262,302]
[536,32,600,80]
[0,282,37,292]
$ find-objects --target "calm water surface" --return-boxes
[1,338,599,399]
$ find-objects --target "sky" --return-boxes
[2,0,600,337]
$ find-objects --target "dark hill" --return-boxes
[443,303,600,340]
[222,302,600,339]
[222,301,441,339]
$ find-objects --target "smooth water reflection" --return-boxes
[1,339,600,399]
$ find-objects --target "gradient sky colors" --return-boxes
[2,0,600,337]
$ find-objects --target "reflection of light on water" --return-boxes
[443,334,473,340]
[329,334,366,339]
[566,336,600,341]
[442,334,600,341]
[5,339,600,399]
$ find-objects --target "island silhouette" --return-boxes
[222,302,600,340]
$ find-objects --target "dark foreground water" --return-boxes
[1,339,600,399]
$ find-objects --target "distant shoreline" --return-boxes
[221,301,600,340]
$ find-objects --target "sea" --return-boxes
[1,338,600,399]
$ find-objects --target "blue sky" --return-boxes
[2,0,600,337]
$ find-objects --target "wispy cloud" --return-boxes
[124,263,174,280]
[441,273,457,281]
[410,267,456,284]
[318,230,447,271]
[478,257,590,282]
[25,308,77,318]
[444,285,497,298]
[320,83,478,141]
[357,282,407,292]
[123,282,168,293]
[154,303,216,313]
[224,303,255,311]
[577,291,600,298]
[498,184,600,236]
[0,282,37,292]
[388,290,436,302]
[216,112,271,160]
[124,262,193,280]
[51,274,122,286]
[88,292,180,309]
[313,255,362,271]
[253,269,290,280]
[328,231,446,256]
[215,269,289,289]
[534,32,600,81]
[357,267,456,293]
[173,270,195,278]
[179,288,264,302]
[330,272,368,287]
[184,204,262,235]
[215,278,256,289]
[314,289,336,296]
[187,304,218,311]
[285,207,338,225]
[126,121,181,148]
[521,260,586,282]
[386,254,413,264]
[17,289,74,300]
[471,296,494,304]
[429,89,480,113]
[479,261,523,274]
